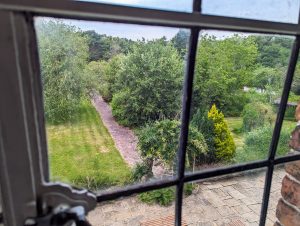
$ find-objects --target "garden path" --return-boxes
[88,167,285,226]
[91,93,141,167]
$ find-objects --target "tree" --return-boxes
[253,35,293,68]
[84,30,134,61]
[193,35,258,116]
[208,104,236,161]
[137,120,208,170]
[111,39,184,127]
[171,29,189,58]
[36,20,89,123]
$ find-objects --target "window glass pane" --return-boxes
[275,59,300,158]
[88,187,176,225]
[183,168,266,225]
[186,30,294,173]
[77,0,193,12]
[202,0,300,24]
[35,17,188,192]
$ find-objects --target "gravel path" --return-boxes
[91,93,141,167]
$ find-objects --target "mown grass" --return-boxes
[47,99,131,191]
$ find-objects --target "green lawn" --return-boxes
[226,117,244,149]
[47,100,131,191]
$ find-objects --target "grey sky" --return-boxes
[55,0,300,40]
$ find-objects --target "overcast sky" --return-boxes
[42,0,300,40]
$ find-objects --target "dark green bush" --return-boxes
[191,108,215,162]
[137,120,208,170]
[242,102,275,132]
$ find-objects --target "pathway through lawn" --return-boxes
[91,93,141,167]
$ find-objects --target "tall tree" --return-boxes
[171,29,189,58]
[36,20,89,123]
[193,35,258,116]
[111,39,184,126]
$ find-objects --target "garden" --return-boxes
[36,19,299,205]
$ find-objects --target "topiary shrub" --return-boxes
[242,102,275,132]
[137,119,209,171]
[208,104,236,161]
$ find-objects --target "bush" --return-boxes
[208,104,236,161]
[242,102,275,132]
[138,185,195,206]
[111,39,183,127]
[244,126,290,158]
[191,108,215,162]
[138,188,175,206]
[137,120,208,170]
[131,162,152,182]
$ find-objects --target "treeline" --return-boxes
[36,20,297,174]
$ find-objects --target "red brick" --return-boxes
[285,160,300,181]
[281,175,300,208]
[276,198,300,226]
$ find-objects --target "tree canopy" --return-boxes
[36,20,89,123]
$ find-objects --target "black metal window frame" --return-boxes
[1,0,300,225]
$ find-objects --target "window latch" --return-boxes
[24,183,96,226]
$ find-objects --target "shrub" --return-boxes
[191,108,216,162]
[138,188,175,206]
[138,185,195,206]
[208,104,236,161]
[242,102,275,132]
[111,40,183,127]
[137,120,208,170]
[244,126,290,158]
[131,162,152,182]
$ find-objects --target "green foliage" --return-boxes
[242,102,275,132]
[208,105,236,161]
[137,120,208,169]
[171,29,189,58]
[131,162,152,182]
[138,188,175,206]
[242,126,290,160]
[36,20,89,124]
[193,35,258,116]
[83,61,105,95]
[253,35,293,68]
[84,30,133,61]
[111,40,183,127]
[138,185,194,206]
[98,55,125,102]
[190,108,216,162]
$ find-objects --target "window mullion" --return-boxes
[175,2,201,225]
